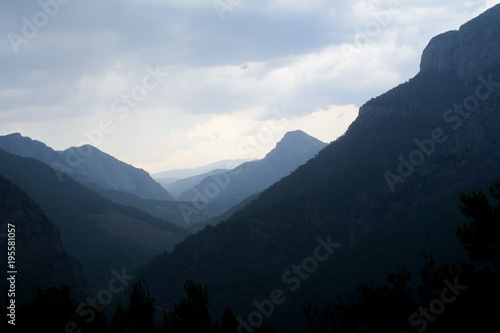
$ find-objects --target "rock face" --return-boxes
[0,133,174,201]
[0,174,86,300]
[420,4,500,78]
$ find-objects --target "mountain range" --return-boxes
[136,5,500,330]
[177,130,327,211]
[1,4,499,331]
[0,148,189,290]
[0,128,328,293]
[152,158,252,180]
[0,133,175,201]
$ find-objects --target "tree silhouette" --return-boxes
[108,280,156,333]
[162,279,212,332]
[128,280,156,333]
[456,182,500,271]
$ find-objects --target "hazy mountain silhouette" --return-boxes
[0,133,174,201]
[157,169,228,199]
[152,158,252,180]
[177,130,327,211]
[0,148,189,289]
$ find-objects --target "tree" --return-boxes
[128,281,156,333]
[213,306,239,333]
[162,279,212,332]
[14,286,81,332]
[109,280,156,333]
[456,182,500,271]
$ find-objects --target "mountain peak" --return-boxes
[419,3,500,78]
[265,130,326,160]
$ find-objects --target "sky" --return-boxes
[1,0,498,173]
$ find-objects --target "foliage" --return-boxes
[161,279,212,332]
[456,182,500,271]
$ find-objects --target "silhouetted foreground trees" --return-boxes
[2,278,276,332]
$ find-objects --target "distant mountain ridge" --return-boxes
[0,133,174,201]
[158,169,228,199]
[177,130,327,211]
[152,158,252,180]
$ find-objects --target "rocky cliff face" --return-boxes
[0,174,86,300]
[420,4,500,78]
[353,3,500,235]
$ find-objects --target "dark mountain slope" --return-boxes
[0,148,189,290]
[0,174,86,301]
[0,133,175,201]
[137,5,500,328]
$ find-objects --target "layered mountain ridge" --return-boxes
[0,148,189,289]
[177,130,327,211]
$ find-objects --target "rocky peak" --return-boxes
[265,130,326,160]
[420,4,500,78]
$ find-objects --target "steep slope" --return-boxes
[0,174,86,301]
[138,5,500,329]
[0,133,175,201]
[177,130,327,211]
[0,148,189,290]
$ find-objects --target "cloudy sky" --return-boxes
[1,0,498,173]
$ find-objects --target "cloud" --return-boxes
[117,104,359,173]
[0,0,498,171]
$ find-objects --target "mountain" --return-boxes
[158,168,228,199]
[86,184,225,228]
[0,148,189,290]
[188,193,260,233]
[152,158,252,180]
[0,133,175,201]
[137,5,500,330]
[0,174,86,301]
[177,130,327,211]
